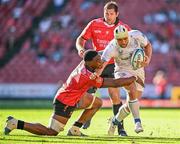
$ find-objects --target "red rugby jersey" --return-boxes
[55,62,103,106]
[80,18,131,64]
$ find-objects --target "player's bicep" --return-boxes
[81,21,93,40]
[138,32,148,47]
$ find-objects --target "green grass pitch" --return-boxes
[0,109,180,144]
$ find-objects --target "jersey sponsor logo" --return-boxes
[94,30,101,33]
[97,39,110,48]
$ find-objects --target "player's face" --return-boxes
[91,55,103,69]
[117,37,129,48]
[104,9,119,25]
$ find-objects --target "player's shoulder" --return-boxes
[91,18,104,23]
[129,30,144,38]
[109,39,117,45]
[80,65,92,79]
[106,39,117,49]
[90,18,104,26]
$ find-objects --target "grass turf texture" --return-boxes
[0,109,180,144]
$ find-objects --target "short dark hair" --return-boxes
[104,1,118,13]
[83,50,98,62]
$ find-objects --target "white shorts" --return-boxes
[114,68,145,91]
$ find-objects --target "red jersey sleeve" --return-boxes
[90,77,104,88]
[80,20,93,40]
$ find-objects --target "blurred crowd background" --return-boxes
[0,0,179,105]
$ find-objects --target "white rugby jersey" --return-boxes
[101,30,148,72]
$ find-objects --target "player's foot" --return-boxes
[67,129,87,137]
[4,116,18,135]
[118,129,128,136]
[108,117,116,136]
[82,119,91,129]
[108,117,122,136]
[117,121,128,136]
[135,122,144,134]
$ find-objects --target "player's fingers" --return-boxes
[89,73,97,80]
[144,55,149,63]
[78,50,85,58]
[143,56,150,67]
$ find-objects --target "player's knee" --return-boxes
[108,89,119,97]
[48,117,65,135]
[110,96,120,104]
[108,89,121,104]
[127,83,137,100]
[93,97,103,108]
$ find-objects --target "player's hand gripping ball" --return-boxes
[131,48,145,70]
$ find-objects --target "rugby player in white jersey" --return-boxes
[96,25,152,134]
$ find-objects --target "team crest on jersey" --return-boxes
[118,48,123,54]
[106,31,109,35]
[118,72,127,77]
[118,50,131,60]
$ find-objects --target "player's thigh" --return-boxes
[108,87,121,101]
[52,99,76,124]
[77,92,102,109]
[77,92,94,109]
[115,70,144,92]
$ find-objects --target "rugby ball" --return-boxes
[131,48,145,70]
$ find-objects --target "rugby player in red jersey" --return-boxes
[4,50,143,136]
[76,1,131,136]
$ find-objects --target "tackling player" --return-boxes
[98,25,152,134]
[76,1,131,136]
[4,50,143,136]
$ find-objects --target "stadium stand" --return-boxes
[0,0,179,86]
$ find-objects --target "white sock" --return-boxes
[115,104,130,122]
[128,99,141,123]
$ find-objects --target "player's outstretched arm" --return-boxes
[76,36,86,58]
[101,76,144,88]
